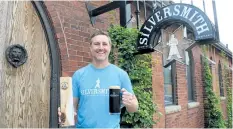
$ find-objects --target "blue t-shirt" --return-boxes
[72,63,134,128]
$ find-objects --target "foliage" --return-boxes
[224,65,232,128]
[108,25,159,128]
[221,52,232,128]
[202,47,225,128]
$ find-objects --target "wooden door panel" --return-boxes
[0,1,50,128]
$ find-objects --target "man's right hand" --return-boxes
[58,107,77,126]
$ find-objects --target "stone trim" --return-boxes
[220,97,226,100]
[165,105,181,114]
[188,102,200,109]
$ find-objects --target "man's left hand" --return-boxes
[121,88,138,113]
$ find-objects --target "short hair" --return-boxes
[90,30,112,44]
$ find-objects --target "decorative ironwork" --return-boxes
[135,0,140,29]
[5,44,28,68]
[85,1,132,26]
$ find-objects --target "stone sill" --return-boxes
[165,105,181,114]
[220,97,226,100]
[188,102,200,109]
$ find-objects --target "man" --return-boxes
[59,30,138,128]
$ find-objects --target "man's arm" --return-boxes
[122,88,138,113]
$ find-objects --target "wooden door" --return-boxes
[0,1,51,127]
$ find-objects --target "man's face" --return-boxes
[90,35,111,62]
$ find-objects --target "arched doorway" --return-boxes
[0,1,60,127]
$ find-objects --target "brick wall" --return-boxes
[44,1,119,77]
[151,42,204,128]
[151,51,165,128]
[161,27,205,128]
[205,45,231,120]
[162,42,205,128]
[165,60,202,128]
[190,45,205,127]
[165,61,188,128]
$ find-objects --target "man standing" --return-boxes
[60,30,138,128]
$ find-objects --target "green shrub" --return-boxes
[108,25,160,128]
[221,52,232,128]
[202,53,225,128]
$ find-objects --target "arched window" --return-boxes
[164,61,176,105]
[218,61,224,96]
[185,51,195,101]
[209,56,213,74]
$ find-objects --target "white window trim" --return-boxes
[183,26,187,38]
[188,102,200,109]
[205,56,216,65]
[165,105,181,114]
[220,97,226,100]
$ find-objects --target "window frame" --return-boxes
[218,62,224,97]
[185,51,195,102]
[164,60,177,106]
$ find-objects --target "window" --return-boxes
[164,62,176,105]
[185,51,195,101]
[183,26,187,38]
[218,62,224,96]
[209,57,213,74]
[183,26,194,40]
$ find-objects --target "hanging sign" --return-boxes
[137,3,217,52]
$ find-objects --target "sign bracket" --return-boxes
[85,1,132,26]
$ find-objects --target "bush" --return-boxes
[202,55,225,128]
[108,25,160,128]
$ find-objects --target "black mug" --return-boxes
[109,86,121,114]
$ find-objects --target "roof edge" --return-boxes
[212,42,232,58]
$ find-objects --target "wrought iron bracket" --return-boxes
[85,1,132,26]
[85,3,97,25]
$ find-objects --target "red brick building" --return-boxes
[0,1,231,128]
[43,1,232,128]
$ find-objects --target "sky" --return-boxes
[215,0,233,52]
[173,0,233,52]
